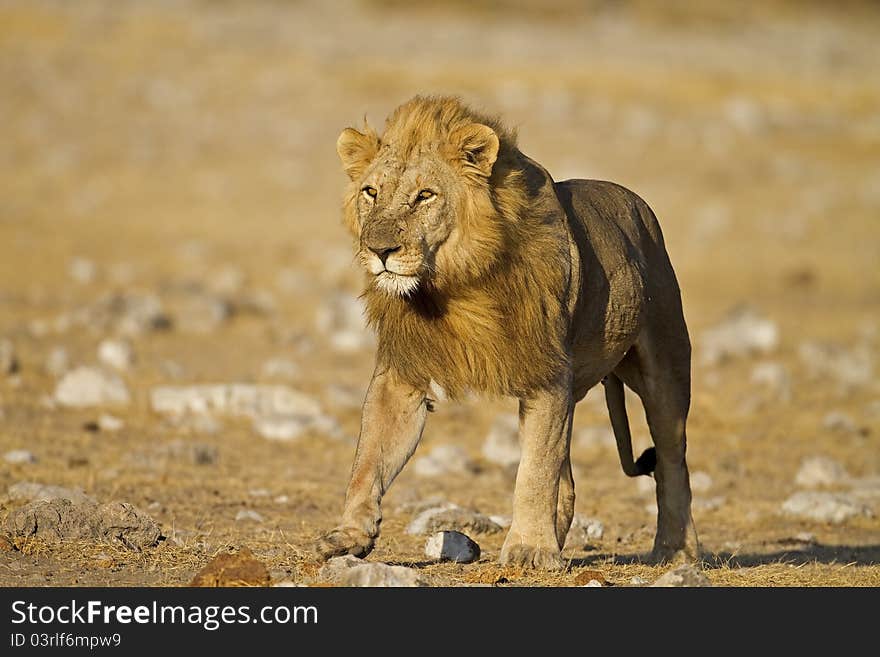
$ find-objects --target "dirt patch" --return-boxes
[189,548,272,587]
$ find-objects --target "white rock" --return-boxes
[8,482,93,504]
[68,257,96,284]
[489,515,512,528]
[261,357,299,381]
[630,576,648,586]
[235,510,264,523]
[54,367,130,407]
[406,504,459,535]
[799,341,873,391]
[150,384,322,419]
[424,531,480,563]
[574,425,616,449]
[315,293,373,353]
[690,471,713,493]
[98,339,134,371]
[97,414,124,432]
[795,457,849,488]
[482,414,520,467]
[651,565,712,587]
[781,491,872,524]
[582,579,603,587]
[413,444,474,477]
[45,346,69,377]
[4,450,36,464]
[319,556,422,587]
[0,339,18,375]
[564,516,604,548]
[701,306,779,365]
[823,411,857,434]
[750,361,791,399]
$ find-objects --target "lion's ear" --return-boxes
[453,123,499,177]
[337,126,379,180]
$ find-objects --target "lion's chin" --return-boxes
[374,272,420,297]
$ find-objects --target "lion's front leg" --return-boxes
[315,365,428,560]
[500,380,574,571]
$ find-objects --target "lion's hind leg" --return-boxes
[617,333,697,564]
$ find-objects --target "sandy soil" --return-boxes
[1,0,879,587]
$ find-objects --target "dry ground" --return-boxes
[1,0,879,587]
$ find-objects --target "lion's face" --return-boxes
[337,120,500,297]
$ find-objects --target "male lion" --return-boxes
[316,95,696,569]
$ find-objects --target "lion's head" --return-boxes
[336,96,524,298]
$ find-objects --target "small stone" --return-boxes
[799,341,873,392]
[407,506,502,536]
[54,367,130,407]
[0,339,19,375]
[45,347,69,377]
[97,414,124,432]
[781,491,872,524]
[564,516,604,549]
[253,415,308,441]
[424,531,480,563]
[8,482,93,504]
[235,510,264,523]
[261,357,299,381]
[750,361,791,399]
[582,579,602,587]
[482,414,520,467]
[274,495,289,504]
[315,293,373,353]
[690,471,713,493]
[150,384,322,419]
[4,450,36,465]
[651,565,712,587]
[701,306,779,365]
[630,576,648,586]
[341,562,423,587]
[489,515,512,528]
[97,339,134,371]
[413,444,475,477]
[823,411,857,434]
[68,257,96,284]
[795,457,849,488]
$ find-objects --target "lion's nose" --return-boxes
[367,244,401,266]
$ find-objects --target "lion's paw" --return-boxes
[500,544,564,571]
[314,526,375,561]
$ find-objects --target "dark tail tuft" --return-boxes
[634,447,656,475]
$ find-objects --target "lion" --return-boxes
[315,95,696,569]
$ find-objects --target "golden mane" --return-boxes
[353,96,574,399]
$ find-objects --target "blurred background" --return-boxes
[0,0,878,586]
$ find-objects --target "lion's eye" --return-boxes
[362,186,378,199]
[417,189,435,202]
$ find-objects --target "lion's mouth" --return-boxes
[374,271,420,297]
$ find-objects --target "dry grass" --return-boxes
[0,0,878,587]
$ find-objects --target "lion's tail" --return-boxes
[602,373,656,477]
